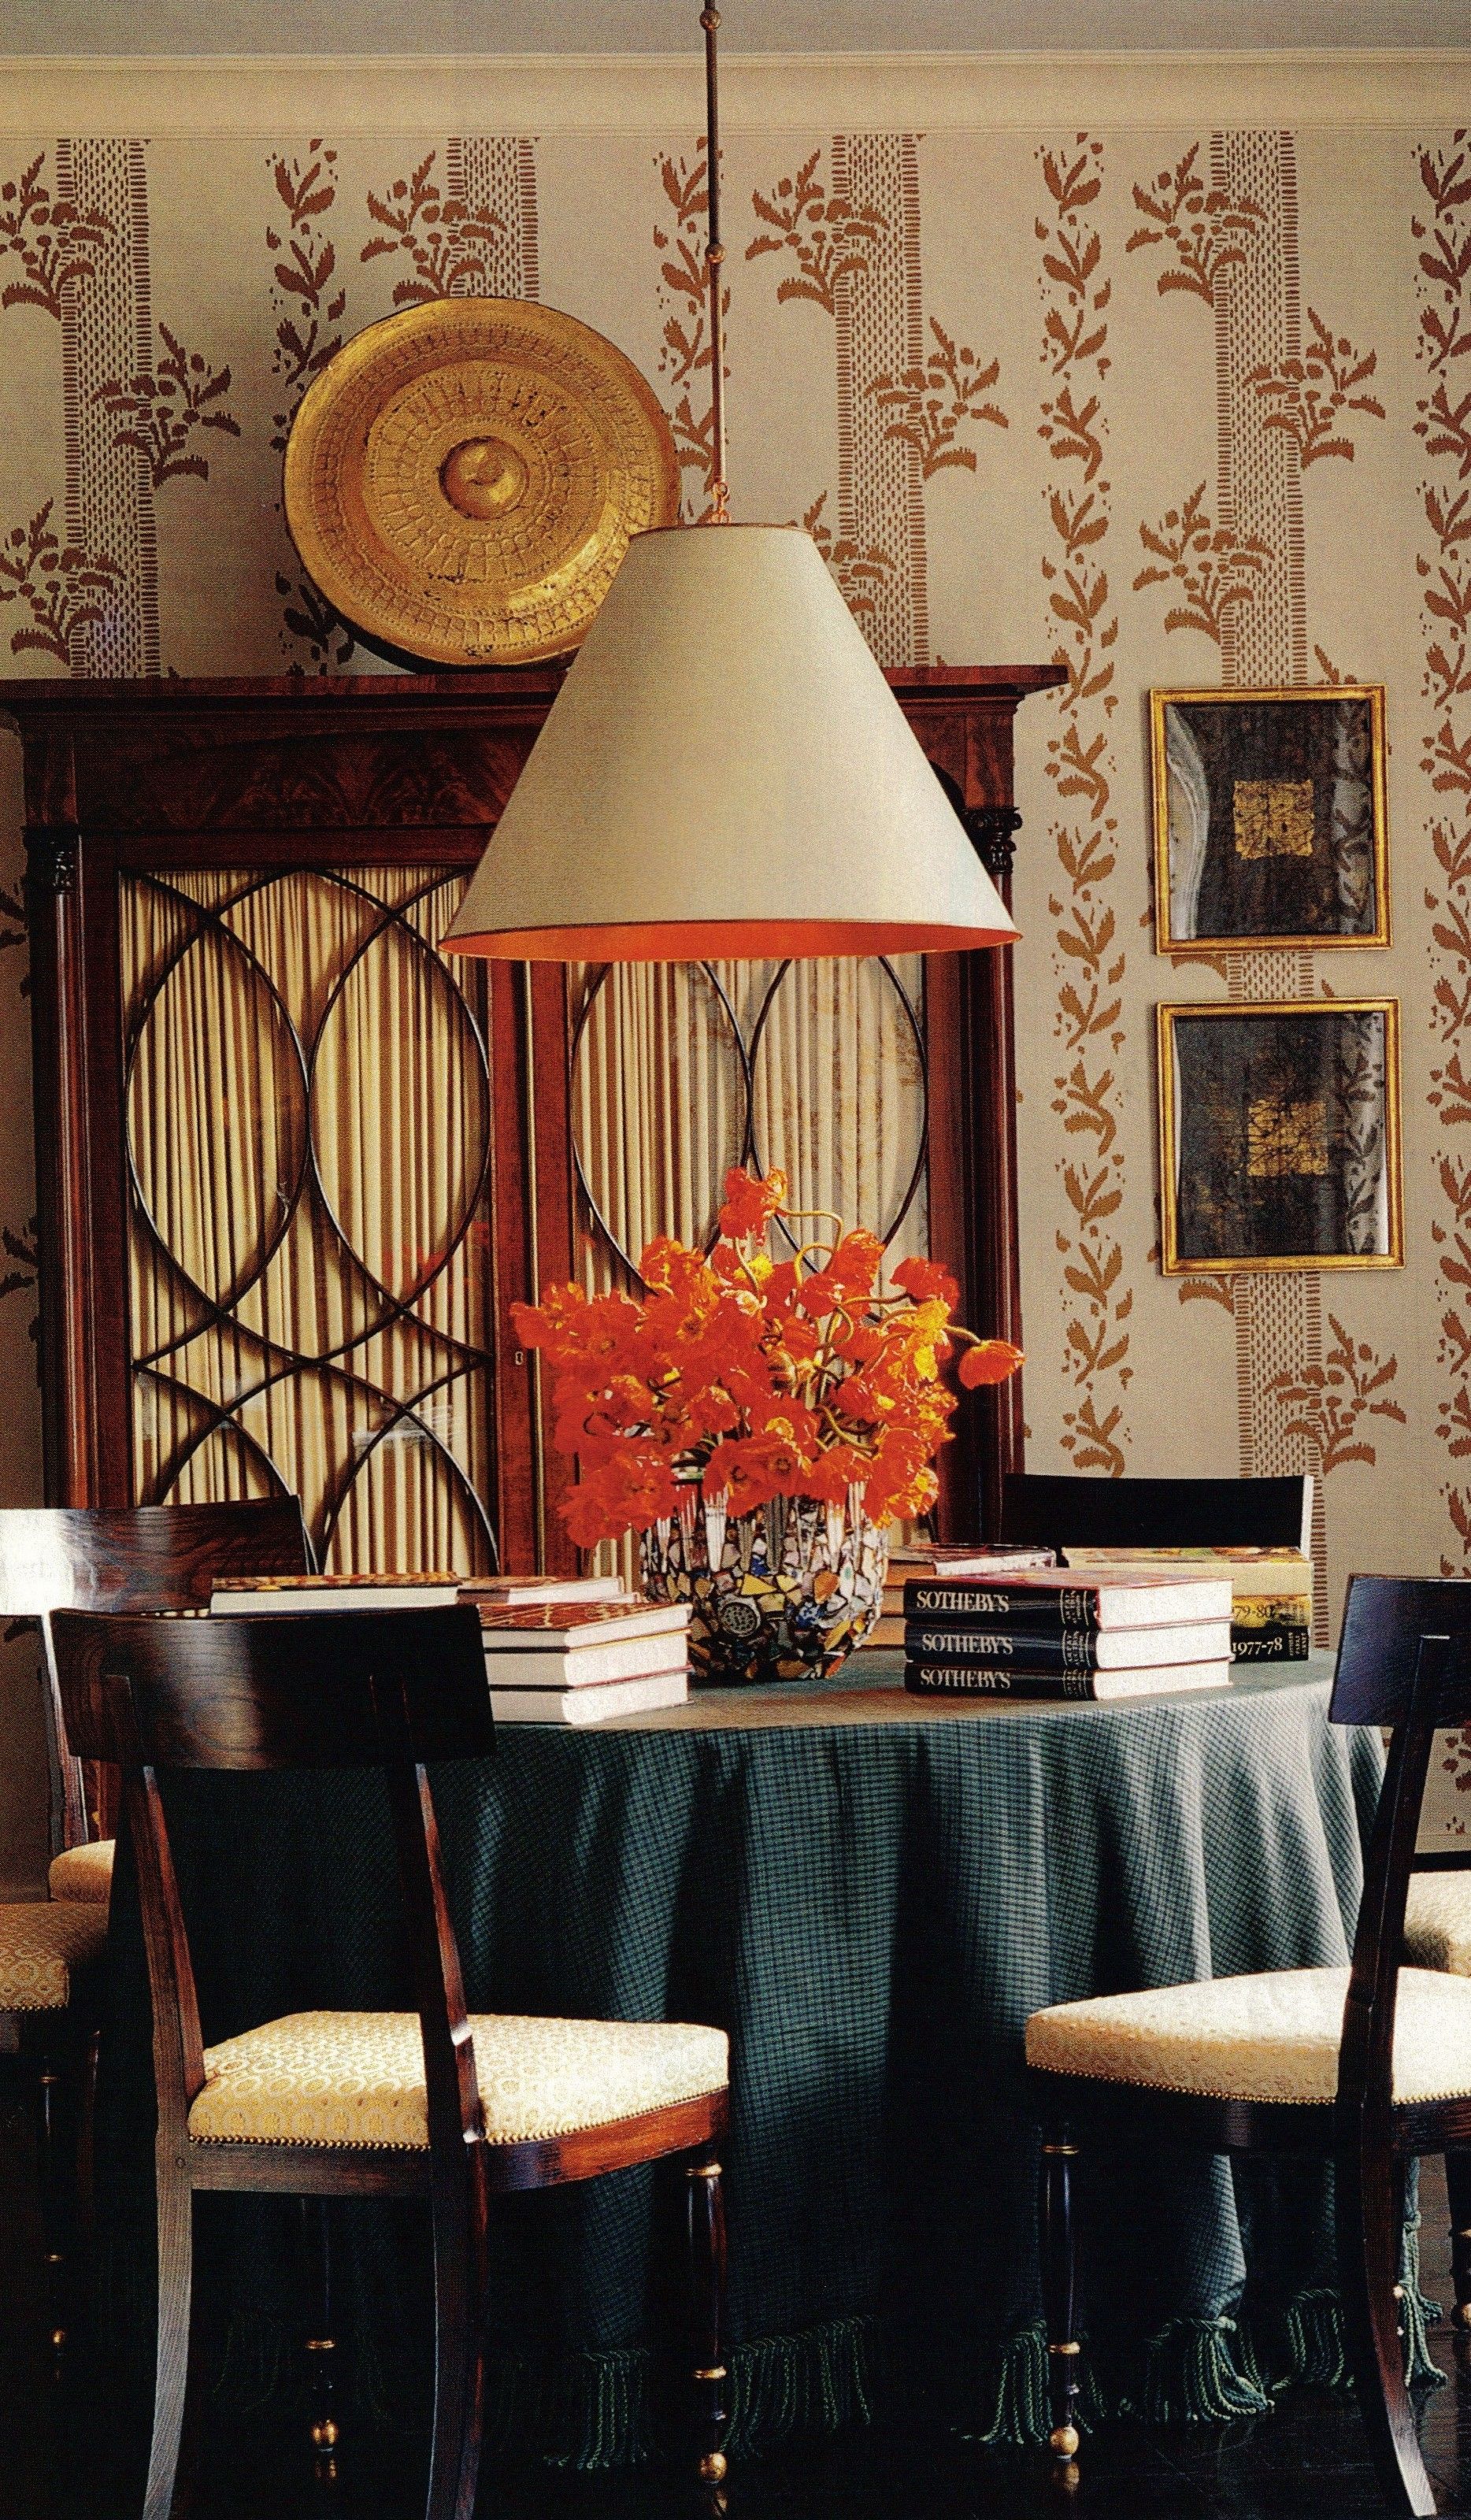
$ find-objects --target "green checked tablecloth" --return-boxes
[96,1653,1403,2466]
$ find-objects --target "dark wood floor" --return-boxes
[5,2095,1470,2520]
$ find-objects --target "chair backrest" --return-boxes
[998,1472,1314,1553]
[52,1605,493,2159]
[1329,1575,1471,2121]
[0,1500,311,1852]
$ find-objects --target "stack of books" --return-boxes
[209,1570,690,1724]
[1060,1547,1313,1662]
[901,1566,1235,1701]
[858,1541,1058,1651]
[473,1598,690,1723]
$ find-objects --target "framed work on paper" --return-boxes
[1150,686,1389,953]
[1157,999,1402,1274]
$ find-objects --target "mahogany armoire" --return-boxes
[1,665,1059,1572]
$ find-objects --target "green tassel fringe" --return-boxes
[484,2345,654,2472]
[971,2322,1106,2448]
[724,2314,878,2459]
[452,2314,881,2472]
[968,2225,1445,2457]
[1128,2314,1273,2426]
[1276,2285,1348,2392]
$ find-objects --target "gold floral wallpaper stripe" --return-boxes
[0,80,1465,1881]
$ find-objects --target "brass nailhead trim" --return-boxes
[1048,2340,1082,2356]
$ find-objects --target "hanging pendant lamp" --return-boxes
[443,9,1018,966]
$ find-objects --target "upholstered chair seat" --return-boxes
[47,1840,115,1904]
[1026,1963,1471,2106]
[0,1901,106,2013]
[188,2008,730,2151]
[1404,1871,1471,1977]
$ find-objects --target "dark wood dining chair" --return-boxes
[52,1605,732,2520]
[0,1498,310,1900]
[0,1500,311,2351]
[999,1470,1314,1554]
[1025,1573,1471,2518]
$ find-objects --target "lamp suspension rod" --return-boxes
[700,6,730,522]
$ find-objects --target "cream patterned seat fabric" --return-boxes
[0,1900,106,2013]
[188,2009,729,2149]
[1405,1871,1471,1977]
[1026,1965,1471,2106]
[48,1840,114,1904]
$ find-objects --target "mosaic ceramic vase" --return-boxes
[639,1489,889,1687]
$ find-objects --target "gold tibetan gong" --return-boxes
[283,298,681,665]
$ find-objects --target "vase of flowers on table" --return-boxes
[511,1166,1023,1687]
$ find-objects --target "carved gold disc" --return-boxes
[283,298,680,665]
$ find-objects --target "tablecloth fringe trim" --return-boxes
[971,2251,1443,2451]
[476,2311,882,2470]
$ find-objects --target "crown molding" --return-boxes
[0,48,1468,134]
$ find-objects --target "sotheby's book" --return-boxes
[905,1658,1231,1701]
[902,1569,1233,1629]
[855,1541,1059,1652]
[903,1618,1232,1671]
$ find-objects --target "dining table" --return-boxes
[94,1648,1420,2466]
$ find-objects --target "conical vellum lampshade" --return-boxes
[443,523,1020,962]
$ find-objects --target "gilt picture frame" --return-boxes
[1150,686,1389,954]
[1157,999,1403,1274]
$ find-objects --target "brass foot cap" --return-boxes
[310,2419,340,2451]
[49,2329,66,2351]
[698,2451,728,2484]
[1049,2425,1080,2459]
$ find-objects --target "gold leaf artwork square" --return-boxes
[1233,778,1316,861]
[1246,1096,1328,1179]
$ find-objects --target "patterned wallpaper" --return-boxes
[0,71,1466,1881]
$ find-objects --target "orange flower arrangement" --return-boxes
[511,1166,1024,1549]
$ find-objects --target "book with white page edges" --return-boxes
[211,1572,632,1615]
[902,1568,1232,1630]
[211,1572,463,1614]
[474,1598,691,1690]
[491,1669,690,1725]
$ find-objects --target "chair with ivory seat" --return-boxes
[1025,1573,1471,2520]
[52,1603,732,2520]
[0,1501,310,2348]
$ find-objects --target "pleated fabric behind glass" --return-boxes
[123,868,495,1574]
[569,956,929,1285]
[569,955,931,1581]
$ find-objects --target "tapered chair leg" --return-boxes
[35,2045,68,2355]
[144,2151,205,2520]
[1038,2125,1081,2464]
[424,2159,487,2520]
[303,2198,340,2480]
[686,2151,728,2497]
[1446,2150,1471,2333]
[75,2023,100,2307]
[1336,2138,1437,2520]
